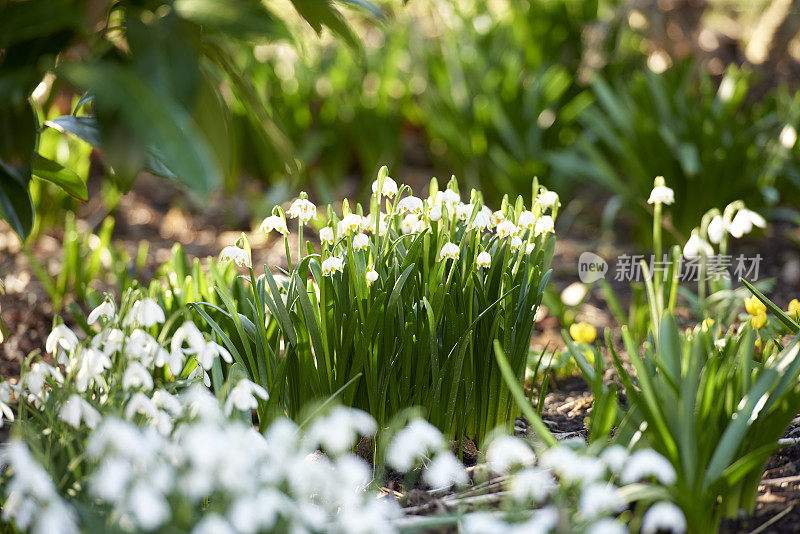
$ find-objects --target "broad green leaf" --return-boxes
[32,154,87,201]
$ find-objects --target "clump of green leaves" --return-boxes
[197,168,556,444]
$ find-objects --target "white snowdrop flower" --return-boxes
[228,490,285,534]
[129,481,171,530]
[491,210,506,227]
[428,203,443,222]
[641,502,687,534]
[509,467,556,503]
[74,348,112,392]
[0,398,14,427]
[170,322,206,375]
[91,327,124,356]
[715,338,728,350]
[622,449,676,485]
[469,210,491,231]
[599,445,629,474]
[518,210,536,230]
[125,392,159,420]
[258,214,288,235]
[683,234,714,260]
[181,385,222,421]
[366,267,379,285]
[401,214,419,234]
[780,124,797,149]
[225,378,268,414]
[436,189,460,209]
[540,446,605,484]
[647,184,675,205]
[496,219,518,238]
[33,501,79,534]
[46,324,78,363]
[91,457,132,502]
[87,300,116,325]
[122,362,154,391]
[386,418,445,471]
[486,435,536,474]
[525,243,535,254]
[322,256,344,276]
[305,406,376,455]
[372,176,398,198]
[537,190,560,210]
[398,196,423,215]
[534,215,555,236]
[729,208,767,238]
[287,196,317,224]
[510,236,523,252]
[439,242,460,261]
[462,512,508,534]
[59,394,101,429]
[124,298,165,328]
[196,341,232,370]
[588,518,628,534]
[423,452,468,488]
[126,329,162,367]
[341,213,365,233]
[25,362,63,397]
[580,482,625,519]
[707,215,726,244]
[152,390,182,417]
[219,245,252,269]
[352,233,370,251]
[319,226,335,245]
[509,506,560,534]
[456,203,475,221]
[476,251,491,268]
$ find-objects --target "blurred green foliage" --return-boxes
[0,0,380,240]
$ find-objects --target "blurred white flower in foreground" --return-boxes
[423,452,468,488]
[386,418,444,471]
[641,501,686,534]
[60,394,101,429]
[486,435,536,474]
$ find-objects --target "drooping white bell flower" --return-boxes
[319,226,335,245]
[518,210,536,230]
[386,418,445,471]
[486,435,536,474]
[510,236,523,252]
[74,348,112,392]
[455,203,475,221]
[366,267,378,285]
[87,300,116,325]
[225,379,269,414]
[398,196,423,215]
[60,394,101,429]
[495,220,518,238]
[428,203,443,222]
[195,341,232,370]
[352,233,370,251]
[641,502,686,534]
[469,210,491,231]
[683,234,714,260]
[321,257,344,276]
[534,215,554,236]
[287,196,316,224]
[439,242,460,261]
[707,215,726,244]
[258,215,288,235]
[729,208,766,238]
[476,251,491,268]
[371,176,398,198]
[124,298,165,328]
[219,245,252,269]
[340,213,365,234]
[647,185,675,205]
[122,362,154,391]
[46,324,79,364]
[537,190,560,210]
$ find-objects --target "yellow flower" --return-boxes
[701,318,715,331]
[788,299,800,315]
[744,296,766,316]
[569,322,597,344]
[750,311,767,330]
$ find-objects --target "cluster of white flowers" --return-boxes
[456,436,685,534]
[387,418,468,489]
